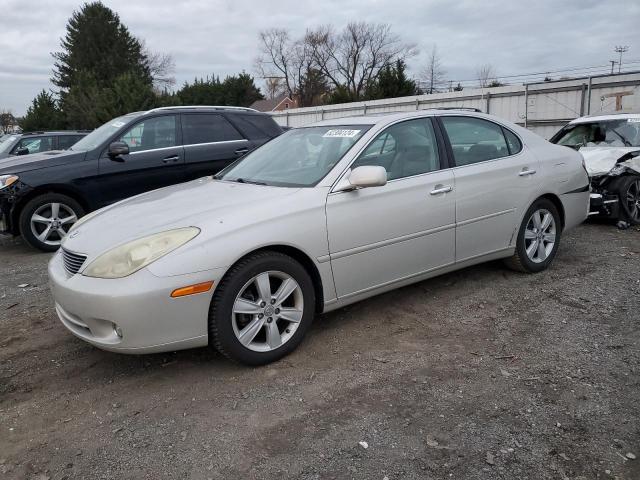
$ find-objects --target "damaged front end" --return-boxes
[582,148,640,222]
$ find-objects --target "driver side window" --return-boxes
[118,115,177,153]
[352,118,440,181]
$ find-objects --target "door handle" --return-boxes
[234,148,249,156]
[162,155,180,164]
[519,168,536,176]
[430,185,453,195]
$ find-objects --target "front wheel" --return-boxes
[505,198,561,273]
[208,251,315,365]
[19,193,85,252]
[618,175,640,225]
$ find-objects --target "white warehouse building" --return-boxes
[270,72,640,139]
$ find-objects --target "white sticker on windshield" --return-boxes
[627,118,640,123]
[111,121,125,128]
[323,129,361,138]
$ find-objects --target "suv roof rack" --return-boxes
[145,105,258,114]
[423,107,483,112]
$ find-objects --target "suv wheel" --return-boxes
[209,251,315,365]
[505,198,561,273]
[19,193,84,252]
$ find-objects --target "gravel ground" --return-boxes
[0,222,638,480]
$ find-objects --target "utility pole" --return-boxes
[609,60,617,74]
[614,45,629,73]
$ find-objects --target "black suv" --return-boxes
[0,106,283,251]
[0,131,89,159]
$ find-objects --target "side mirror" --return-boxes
[108,141,129,160]
[16,147,30,156]
[334,166,387,192]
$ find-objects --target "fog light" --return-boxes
[113,324,123,338]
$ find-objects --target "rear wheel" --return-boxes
[208,251,315,365]
[19,193,84,252]
[505,198,561,273]
[618,175,640,225]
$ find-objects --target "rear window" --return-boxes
[231,114,282,140]
[182,114,244,145]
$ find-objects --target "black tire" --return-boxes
[504,198,562,273]
[617,175,640,225]
[208,251,316,365]
[19,193,85,252]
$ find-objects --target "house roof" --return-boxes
[250,95,292,112]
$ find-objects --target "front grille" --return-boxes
[61,248,87,275]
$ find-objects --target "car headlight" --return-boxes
[0,175,19,190]
[83,227,200,279]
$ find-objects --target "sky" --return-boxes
[0,0,638,116]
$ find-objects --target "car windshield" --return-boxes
[70,114,140,151]
[553,119,640,148]
[217,125,371,187]
[0,134,19,153]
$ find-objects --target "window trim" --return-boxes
[436,115,524,169]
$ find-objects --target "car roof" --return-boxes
[142,105,259,115]
[310,109,496,127]
[570,112,640,124]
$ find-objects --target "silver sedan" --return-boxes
[49,110,589,365]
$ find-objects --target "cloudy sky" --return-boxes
[0,0,638,115]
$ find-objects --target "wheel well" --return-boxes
[233,245,325,313]
[539,193,565,230]
[11,186,89,234]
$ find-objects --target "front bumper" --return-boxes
[48,250,226,354]
[589,192,619,218]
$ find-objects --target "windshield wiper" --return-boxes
[234,178,267,185]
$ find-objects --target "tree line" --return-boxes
[19,2,506,131]
[21,2,264,131]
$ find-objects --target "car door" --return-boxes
[438,115,540,262]
[12,136,55,155]
[98,114,185,205]
[181,113,252,180]
[326,117,456,298]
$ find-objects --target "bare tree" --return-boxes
[476,63,497,88]
[306,22,417,100]
[0,109,16,134]
[264,77,286,99]
[140,41,176,91]
[421,45,446,94]
[255,29,297,100]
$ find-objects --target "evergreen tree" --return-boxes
[52,2,151,92]
[176,74,263,107]
[365,60,419,100]
[221,73,264,107]
[20,90,65,132]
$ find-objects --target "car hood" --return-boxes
[579,146,640,176]
[62,177,303,257]
[0,149,83,174]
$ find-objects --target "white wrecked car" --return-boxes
[551,113,640,225]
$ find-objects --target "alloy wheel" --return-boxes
[231,270,304,352]
[30,202,78,247]
[524,208,556,263]
[625,179,640,222]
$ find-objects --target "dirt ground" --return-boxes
[0,222,638,480]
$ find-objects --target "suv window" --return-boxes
[441,117,510,166]
[13,136,54,154]
[231,114,282,140]
[119,115,177,153]
[57,135,84,150]
[352,118,440,180]
[182,114,243,145]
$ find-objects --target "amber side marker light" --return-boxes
[170,281,214,298]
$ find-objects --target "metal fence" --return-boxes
[270,72,640,139]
